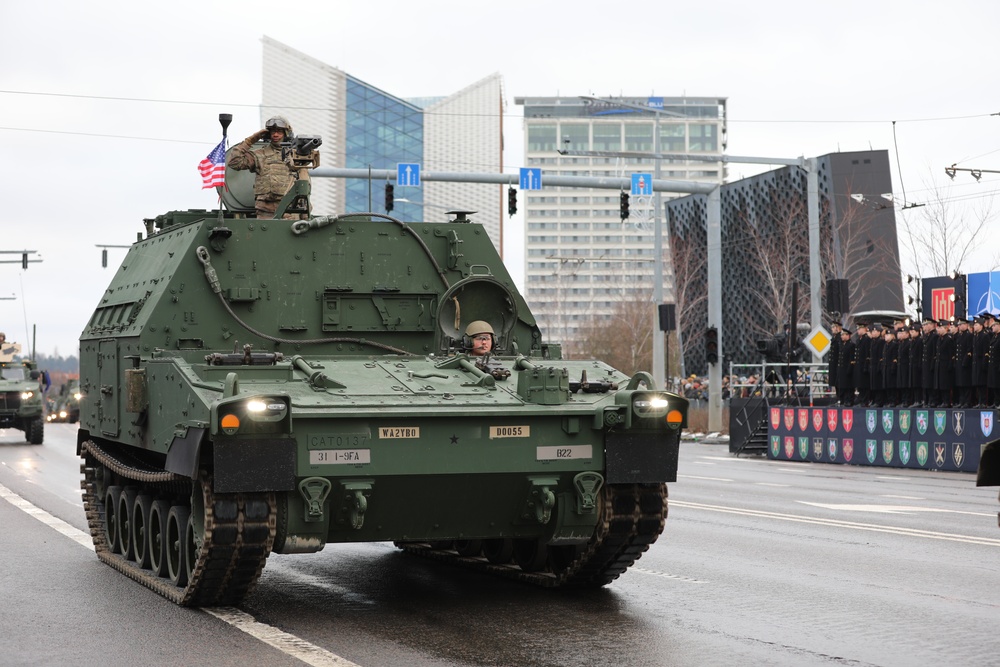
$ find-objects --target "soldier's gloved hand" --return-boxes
[244,129,269,145]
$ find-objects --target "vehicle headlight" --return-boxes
[632,393,669,418]
[21,391,34,400]
[73,392,82,400]
[218,396,289,435]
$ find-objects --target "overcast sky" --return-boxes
[2,0,998,356]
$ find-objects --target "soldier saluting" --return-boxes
[227,116,299,219]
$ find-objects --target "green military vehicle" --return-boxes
[49,379,82,423]
[77,118,688,606]
[0,359,45,444]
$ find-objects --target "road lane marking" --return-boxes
[879,494,925,500]
[632,567,708,584]
[670,499,1000,546]
[755,482,790,487]
[204,608,361,667]
[0,481,362,667]
[799,501,993,517]
[678,474,733,482]
[0,481,94,550]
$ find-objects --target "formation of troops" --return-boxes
[827,313,1000,408]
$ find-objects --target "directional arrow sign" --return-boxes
[631,173,652,196]
[519,167,542,191]
[397,163,421,187]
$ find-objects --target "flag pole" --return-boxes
[216,113,232,224]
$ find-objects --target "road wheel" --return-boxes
[104,486,122,554]
[27,417,43,445]
[117,487,138,560]
[166,505,190,587]
[483,538,513,564]
[132,493,154,569]
[454,539,483,557]
[513,538,548,572]
[148,499,171,577]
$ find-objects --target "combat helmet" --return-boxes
[465,321,494,337]
[264,116,293,140]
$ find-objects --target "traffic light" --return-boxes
[385,183,394,213]
[507,187,517,216]
[619,192,630,221]
[21,252,28,270]
[384,183,394,213]
[705,327,719,364]
[102,249,108,268]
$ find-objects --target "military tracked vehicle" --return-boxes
[78,117,688,606]
[0,358,45,444]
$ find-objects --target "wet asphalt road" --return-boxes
[1,424,998,667]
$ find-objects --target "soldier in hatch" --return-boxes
[465,321,495,357]
[0,332,22,363]
[227,116,298,219]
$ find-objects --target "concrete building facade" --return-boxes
[515,96,728,344]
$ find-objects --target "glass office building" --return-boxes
[261,36,504,247]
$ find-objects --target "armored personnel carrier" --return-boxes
[77,118,688,606]
[0,358,45,444]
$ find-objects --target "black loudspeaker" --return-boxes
[826,278,849,314]
[658,304,676,332]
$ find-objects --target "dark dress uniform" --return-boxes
[883,334,898,406]
[988,325,1000,406]
[870,332,886,407]
[855,331,872,405]
[972,324,990,406]
[828,327,842,399]
[921,327,938,406]
[909,329,923,407]
[896,333,910,407]
[954,323,973,407]
[837,333,857,405]
[935,328,956,407]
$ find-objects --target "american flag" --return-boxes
[198,138,227,189]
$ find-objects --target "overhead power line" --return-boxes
[1,89,998,125]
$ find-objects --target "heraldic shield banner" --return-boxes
[764,405,990,472]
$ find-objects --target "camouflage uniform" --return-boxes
[227,118,297,219]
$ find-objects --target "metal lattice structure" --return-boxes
[667,150,903,374]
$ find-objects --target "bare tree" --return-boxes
[667,220,707,376]
[570,292,653,376]
[736,186,812,341]
[898,175,999,277]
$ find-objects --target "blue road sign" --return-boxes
[519,167,542,191]
[631,173,652,196]
[397,163,421,187]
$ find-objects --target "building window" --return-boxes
[593,123,621,151]
[560,123,590,151]
[660,124,686,152]
[529,125,558,152]
[690,124,718,152]
[625,123,654,152]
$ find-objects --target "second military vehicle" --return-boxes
[48,379,81,423]
[0,359,44,444]
[77,117,688,606]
